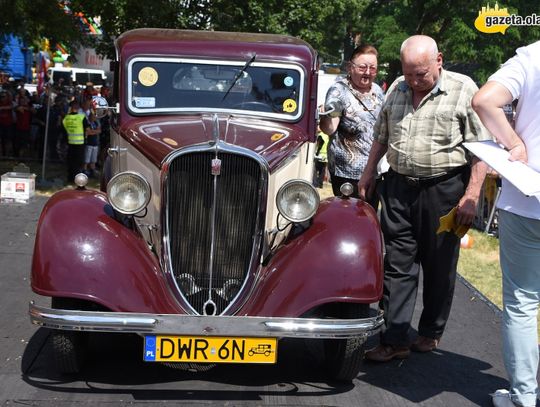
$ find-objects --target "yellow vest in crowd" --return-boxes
[63,113,85,145]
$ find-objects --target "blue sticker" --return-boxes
[284,76,294,87]
[144,335,156,361]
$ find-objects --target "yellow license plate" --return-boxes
[144,335,277,364]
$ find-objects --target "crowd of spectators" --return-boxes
[0,75,111,182]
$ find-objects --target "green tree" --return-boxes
[360,0,540,84]
[0,0,90,60]
[209,0,368,64]
[4,0,536,86]
[75,0,369,64]
[71,0,213,60]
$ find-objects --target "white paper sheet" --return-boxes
[464,140,540,196]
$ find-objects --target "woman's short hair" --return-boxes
[350,44,378,61]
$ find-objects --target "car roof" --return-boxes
[115,28,317,70]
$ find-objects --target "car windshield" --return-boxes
[127,57,304,120]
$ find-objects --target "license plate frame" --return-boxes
[144,335,277,364]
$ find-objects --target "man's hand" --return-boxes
[508,141,528,164]
[455,194,479,226]
[358,170,376,201]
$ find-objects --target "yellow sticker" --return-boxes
[271,133,284,141]
[283,99,297,113]
[163,137,178,147]
[139,67,159,87]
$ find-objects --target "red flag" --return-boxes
[37,52,47,96]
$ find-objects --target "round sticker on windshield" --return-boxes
[283,99,297,113]
[138,67,159,87]
[283,76,294,87]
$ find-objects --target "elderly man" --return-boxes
[359,35,490,362]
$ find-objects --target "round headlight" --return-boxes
[107,172,151,215]
[276,180,320,223]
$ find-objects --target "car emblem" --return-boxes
[211,158,221,175]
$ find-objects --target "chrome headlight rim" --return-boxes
[276,179,320,223]
[106,171,151,215]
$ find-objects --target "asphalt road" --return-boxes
[0,194,518,406]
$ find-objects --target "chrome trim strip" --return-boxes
[29,302,384,339]
[126,56,305,121]
[206,115,220,314]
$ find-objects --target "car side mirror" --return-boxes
[93,96,118,119]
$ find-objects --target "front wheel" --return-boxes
[50,298,90,374]
[323,303,369,382]
[51,330,88,374]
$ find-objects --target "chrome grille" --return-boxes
[166,151,263,315]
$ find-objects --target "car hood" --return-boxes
[118,114,308,171]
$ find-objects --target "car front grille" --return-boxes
[165,150,264,315]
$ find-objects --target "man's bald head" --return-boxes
[400,35,439,64]
[399,35,443,96]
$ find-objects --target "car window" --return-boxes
[51,70,72,85]
[127,57,304,120]
[75,72,105,86]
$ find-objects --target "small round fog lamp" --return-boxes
[340,182,354,197]
[107,172,151,215]
[276,180,320,223]
[74,172,89,188]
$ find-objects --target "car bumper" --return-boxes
[29,302,384,339]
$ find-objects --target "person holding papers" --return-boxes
[472,41,540,407]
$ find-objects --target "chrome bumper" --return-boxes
[29,302,384,339]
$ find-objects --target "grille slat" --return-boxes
[167,151,262,314]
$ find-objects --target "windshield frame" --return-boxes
[126,56,306,121]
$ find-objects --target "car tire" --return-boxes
[50,298,89,374]
[51,330,88,374]
[323,303,369,382]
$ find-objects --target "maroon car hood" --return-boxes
[119,115,308,171]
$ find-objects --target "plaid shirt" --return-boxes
[375,69,491,177]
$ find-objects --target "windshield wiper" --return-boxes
[222,53,256,101]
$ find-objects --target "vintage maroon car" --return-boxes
[29,28,384,381]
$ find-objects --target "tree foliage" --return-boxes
[1,0,538,85]
[208,0,368,63]
[0,0,90,58]
[360,0,540,84]
[75,0,368,64]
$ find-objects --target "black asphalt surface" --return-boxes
[0,195,520,406]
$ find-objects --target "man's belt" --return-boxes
[390,166,467,188]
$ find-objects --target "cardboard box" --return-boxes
[1,172,36,203]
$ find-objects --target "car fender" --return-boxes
[31,189,180,313]
[237,197,383,317]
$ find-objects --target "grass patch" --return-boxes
[458,228,502,309]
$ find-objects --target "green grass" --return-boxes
[458,228,502,309]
